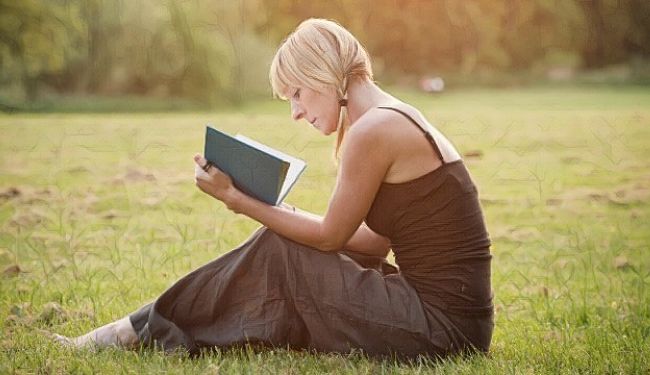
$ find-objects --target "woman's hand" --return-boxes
[193,154,241,211]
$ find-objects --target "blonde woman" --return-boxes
[55,18,494,359]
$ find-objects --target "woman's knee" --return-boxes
[259,228,310,251]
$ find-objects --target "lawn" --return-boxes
[1,85,649,373]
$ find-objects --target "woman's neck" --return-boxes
[346,77,395,125]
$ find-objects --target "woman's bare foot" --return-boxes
[52,316,138,350]
[51,333,76,348]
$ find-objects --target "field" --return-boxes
[1,86,649,373]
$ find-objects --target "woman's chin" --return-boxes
[319,126,336,136]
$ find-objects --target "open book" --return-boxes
[204,125,306,206]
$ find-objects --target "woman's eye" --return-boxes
[293,89,300,99]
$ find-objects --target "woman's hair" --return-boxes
[269,18,373,159]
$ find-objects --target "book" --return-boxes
[203,125,307,206]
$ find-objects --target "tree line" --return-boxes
[1,0,648,106]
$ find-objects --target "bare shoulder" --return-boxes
[345,107,405,144]
[346,104,460,183]
[339,108,401,169]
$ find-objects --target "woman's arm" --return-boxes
[281,203,390,257]
[345,223,391,257]
[195,110,394,253]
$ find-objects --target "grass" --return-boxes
[1,85,649,373]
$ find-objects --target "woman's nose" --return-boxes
[290,100,304,121]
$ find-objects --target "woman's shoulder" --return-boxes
[350,102,411,134]
[340,106,408,168]
[360,101,462,163]
[349,102,429,143]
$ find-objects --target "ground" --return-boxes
[1,85,649,373]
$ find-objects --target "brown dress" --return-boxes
[129,106,494,359]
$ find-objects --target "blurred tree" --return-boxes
[83,0,121,92]
[576,0,650,68]
[1,0,649,109]
[626,0,650,57]
[0,0,84,101]
[200,0,276,104]
[499,0,553,69]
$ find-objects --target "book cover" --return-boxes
[204,125,306,205]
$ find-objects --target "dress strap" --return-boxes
[377,106,446,164]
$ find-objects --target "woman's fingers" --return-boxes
[193,154,231,186]
[195,154,225,176]
[193,153,238,203]
[194,154,210,170]
[195,163,210,181]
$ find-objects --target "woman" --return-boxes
[55,18,494,359]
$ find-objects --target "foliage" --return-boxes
[0,0,85,101]
[0,0,649,107]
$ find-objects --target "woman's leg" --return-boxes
[54,226,462,357]
[128,227,459,357]
[52,227,272,351]
[54,316,138,349]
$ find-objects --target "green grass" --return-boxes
[1,86,649,373]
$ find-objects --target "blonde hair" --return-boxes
[269,18,373,159]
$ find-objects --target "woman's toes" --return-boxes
[51,333,76,347]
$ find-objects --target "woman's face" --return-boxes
[288,85,339,135]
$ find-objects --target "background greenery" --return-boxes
[1,86,649,373]
[1,0,650,109]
